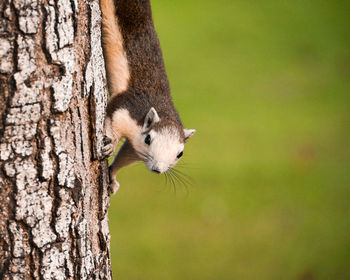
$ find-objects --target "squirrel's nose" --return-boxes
[152,168,160,174]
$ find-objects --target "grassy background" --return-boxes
[108,1,350,279]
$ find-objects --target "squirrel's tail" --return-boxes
[100,0,130,96]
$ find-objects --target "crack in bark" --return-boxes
[88,85,97,161]
[69,0,78,38]
[49,182,62,241]
[40,2,52,64]
[52,0,60,52]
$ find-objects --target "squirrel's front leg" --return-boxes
[102,116,119,158]
[109,140,141,193]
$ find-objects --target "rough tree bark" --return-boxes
[0,0,112,279]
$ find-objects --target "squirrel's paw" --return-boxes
[101,135,114,158]
[110,179,120,194]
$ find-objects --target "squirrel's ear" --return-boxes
[184,129,196,142]
[143,107,160,132]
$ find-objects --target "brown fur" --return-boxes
[101,0,185,140]
[100,0,130,95]
[100,0,195,193]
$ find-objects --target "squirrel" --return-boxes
[100,0,196,193]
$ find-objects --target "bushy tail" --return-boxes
[100,0,130,96]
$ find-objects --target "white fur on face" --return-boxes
[134,127,184,173]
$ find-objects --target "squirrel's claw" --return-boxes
[101,136,114,158]
[102,143,114,158]
[103,135,112,145]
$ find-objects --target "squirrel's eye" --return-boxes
[145,134,151,145]
[177,151,183,159]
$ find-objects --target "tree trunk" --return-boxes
[0,0,112,279]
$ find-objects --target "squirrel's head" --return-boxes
[133,107,195,174]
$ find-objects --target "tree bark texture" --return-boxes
[0,0,112,279]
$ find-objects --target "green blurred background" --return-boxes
[109,0,350,279]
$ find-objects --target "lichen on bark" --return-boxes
[0,0,112,279]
